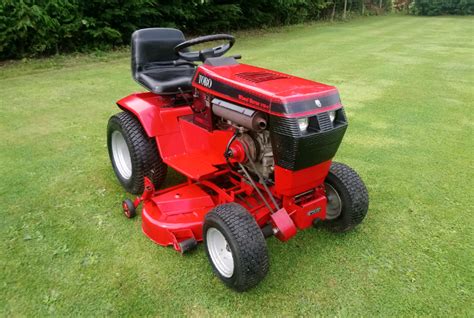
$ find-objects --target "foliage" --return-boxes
[0,0,388,60]
[410,0,474,15]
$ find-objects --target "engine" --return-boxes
[212,98,274,180]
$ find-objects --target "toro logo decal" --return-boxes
[197,74,213,88]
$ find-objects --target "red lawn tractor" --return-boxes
[107,28,369,291]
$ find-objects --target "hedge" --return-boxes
[1,0,385,60]
[410,0,474,15]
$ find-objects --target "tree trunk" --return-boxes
[331,1,336,22]
[343,0,348,19]
[379,0,383,9]
[362,0,365,15]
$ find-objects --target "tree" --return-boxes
[331,0,336,21]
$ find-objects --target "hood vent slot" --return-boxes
[236,71,289,83]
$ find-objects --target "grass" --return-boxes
[1,15,473,316]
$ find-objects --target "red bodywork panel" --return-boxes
[117,93,191,137]
[193,63,341,118]
[274,161,332,197]
[117,62,341,252]
[118,92,233,179]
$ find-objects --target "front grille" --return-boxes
[316,112,333,131]
[270,109,348,171]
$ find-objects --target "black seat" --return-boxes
[131,28,195,95]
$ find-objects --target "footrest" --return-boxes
[166,152,219,179]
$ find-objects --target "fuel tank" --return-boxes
[192,62,342,117]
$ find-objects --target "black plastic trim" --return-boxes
[271,93,341,114]
[270,108,348,170]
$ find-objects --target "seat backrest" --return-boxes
[131,28,186,80]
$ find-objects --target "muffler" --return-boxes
[212,98,267,131]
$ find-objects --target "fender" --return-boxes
[116,92,192,137]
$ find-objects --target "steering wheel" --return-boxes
[175,34,235,62]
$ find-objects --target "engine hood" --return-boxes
[193,63,342,117]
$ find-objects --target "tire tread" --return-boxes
[205,203,269,291]
[108,111,167,194]
[324,162,369,232]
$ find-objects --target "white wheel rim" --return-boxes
[111,131,132,180]
[325,183,342,220]
[206,227,234,278]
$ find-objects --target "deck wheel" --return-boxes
[122,199,136,218]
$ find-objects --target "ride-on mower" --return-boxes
[107,28,369,291]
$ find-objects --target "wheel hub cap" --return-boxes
[207,227,234,278]
[325,183,342,220]
[111,131,132,179]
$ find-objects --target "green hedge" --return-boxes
[410,0,474,15]
[0,0,378,60]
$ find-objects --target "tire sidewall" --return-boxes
[107,112,167,195]
[107,116,138,192]
[203,216,245,288]
[324,170,354,229]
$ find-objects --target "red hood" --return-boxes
[193,63,341,116]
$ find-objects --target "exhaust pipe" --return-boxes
[212,98,267,131]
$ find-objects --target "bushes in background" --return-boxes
[1,0,387,60]
[3,0,472,60]
[410,0,474,15]
[0,0,167,59]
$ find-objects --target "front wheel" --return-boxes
[323,162,369,232]
[203,203,269,292]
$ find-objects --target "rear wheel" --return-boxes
[323,162,369,232]
[107,111,167,195]
[203,203,269,292]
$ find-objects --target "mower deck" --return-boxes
[139,171,268,252]
[142,182,215,251]
[138,169,329,253]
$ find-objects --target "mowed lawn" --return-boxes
[1,15,473,316]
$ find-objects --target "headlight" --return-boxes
[297,118,309,131]
[328,110,336,123]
